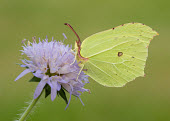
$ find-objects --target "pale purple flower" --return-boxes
[15,36,89,108]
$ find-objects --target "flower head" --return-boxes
[15,36,89,108]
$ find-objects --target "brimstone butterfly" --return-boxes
[65,23,158,87]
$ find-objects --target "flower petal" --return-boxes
[57,82,61,91]
[62,83,72,92]
[34,76,48,99]
[78,96,84,106]
[51,81,60,101]
[63,33,67,39]
[47,79,53,88]
[58,64,72,74]
[33,69,43,78]
[65,92,72,110]
[14,69,31,81]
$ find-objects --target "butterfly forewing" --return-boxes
[80,23,158,87]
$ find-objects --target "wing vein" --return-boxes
[88,61,122,85]
[87,40,136,58]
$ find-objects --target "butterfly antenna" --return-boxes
[64,23,81,47]
[64,23,88,61]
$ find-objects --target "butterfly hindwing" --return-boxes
[80,23,158,87]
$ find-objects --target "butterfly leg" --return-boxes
[70,48,78,65]
[70,55,76,65]
[76,64,84,81]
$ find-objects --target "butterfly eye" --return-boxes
[118,52,123,57]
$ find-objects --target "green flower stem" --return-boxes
[19,90,44,121]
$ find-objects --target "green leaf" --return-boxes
[29,76,41,82]
[44,84,51,98]
[58,88,68,104]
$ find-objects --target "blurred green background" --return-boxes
[0,0,169,121]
